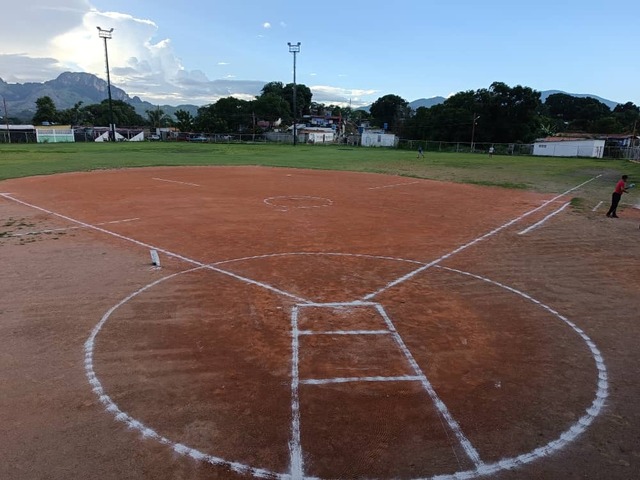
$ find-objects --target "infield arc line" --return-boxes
[82,259,610,480]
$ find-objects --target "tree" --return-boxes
[253,93,291,124]
[85,100,145,126]
[58,101,85,125]
[146,107,171,129]
[260,81,285,98]
[174,109,194,132]
[544,93,611,132]
[282,83,312,118]
[369,94,410,134]
[33,96,58,125]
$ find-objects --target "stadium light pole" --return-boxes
[97,26,116,142]
[470,113,480,153]
[288,42,300,146]
[2,95,10,144]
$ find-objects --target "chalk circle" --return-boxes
[84,253,607,480]
[264,195,333,210]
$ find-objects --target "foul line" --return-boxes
[0,193,310,305]
[592,201,603,212]
[363,175,601,300]
[152,177,201,187]
[518,202,570,235]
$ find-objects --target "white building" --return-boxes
[533,137,605,158]
[361,131,397,147]
[299,127,334,144]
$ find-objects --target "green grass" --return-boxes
[1,143,639,199]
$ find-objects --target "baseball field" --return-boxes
[1,143,639,479]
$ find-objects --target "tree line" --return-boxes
[32,81,640,143]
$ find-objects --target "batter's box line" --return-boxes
[298,329,390,336]
[288,301,484,479]
[300,374,423,385]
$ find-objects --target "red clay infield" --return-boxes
[1,166,639,480]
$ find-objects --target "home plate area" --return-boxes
[88,252,603,479]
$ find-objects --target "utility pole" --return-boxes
[97,26,116,142]
[288,42,301,146]
[470,113,481,153]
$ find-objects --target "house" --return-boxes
[298,126,334,144]
[533,136,604,158]
[361,130,397,148]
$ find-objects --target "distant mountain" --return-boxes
[0,73,622,122]
[539,90,619,110]
[409,97,447,109]
[0,72,199,122]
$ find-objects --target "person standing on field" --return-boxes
[606,174,628,218]
[417,145,424,159]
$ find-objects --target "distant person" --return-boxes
[488,146,494,157]
[606,174,629,218]
[417,145,424,159]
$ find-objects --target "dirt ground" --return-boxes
[1,166,639,480]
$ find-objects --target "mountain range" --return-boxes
[0,72,620,123]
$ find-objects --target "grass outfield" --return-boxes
[1,142,638,197]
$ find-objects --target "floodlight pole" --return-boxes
[97,26,116,142]
[2,95,9,144]
[470,113,481,153]
[288,42,300,146]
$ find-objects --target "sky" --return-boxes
[1,0,639,109]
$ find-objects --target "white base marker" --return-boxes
[150,249,161,267]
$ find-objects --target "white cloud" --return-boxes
[0,1,379,108]
[310,85,378,107]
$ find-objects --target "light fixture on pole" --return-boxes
[470,113,481,153]
[97,26,116,142]
[287,42,300,146]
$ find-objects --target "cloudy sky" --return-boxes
[1,0,640,108]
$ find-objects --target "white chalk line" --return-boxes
[84,266,294,480]
[368,181,420,190]
[517,202,571,235]
[5,217,140,237]
[298,329,390,336]
[83,257,609,480]
[432,265,609,480]
[592,201,603,212]
[2,176,607,479]
[374,303,483,468]
[363,175,601,301]
[289,306,305,480]
[290,301,482,473]
[0,193,310,305]
[300,375,423,385]
[152,177,201,187]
